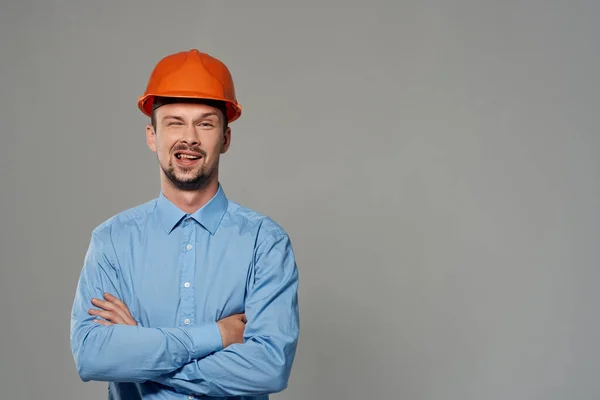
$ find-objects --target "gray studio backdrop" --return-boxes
[1,1,599,399]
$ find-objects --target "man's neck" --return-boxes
[161,179,220,214]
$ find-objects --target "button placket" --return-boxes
[179,217,196,327]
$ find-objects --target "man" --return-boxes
[70,49,300,400]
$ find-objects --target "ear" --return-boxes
[221,126,232,154]
[146,124,157,152]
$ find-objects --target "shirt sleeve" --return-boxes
[70,228,223,383]
[150,232,300,396]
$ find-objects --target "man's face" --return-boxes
[145,102,231,191]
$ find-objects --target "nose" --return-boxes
[180,124,200,145]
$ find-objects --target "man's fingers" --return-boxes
[232,313,246,323]
[104,293,134,318]
[89,308,125,324]
[89,297,137,326]
[91,298,130,323]
[95,294,137,325]
[88,308,123,324]
[91,298,118,311]
[93,318,114,326]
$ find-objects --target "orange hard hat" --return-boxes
[137,49,242,123]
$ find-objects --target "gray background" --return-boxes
[1,1,599,399]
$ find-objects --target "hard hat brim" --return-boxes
[138,92,242,123]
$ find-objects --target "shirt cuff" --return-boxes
[185,322,223,359]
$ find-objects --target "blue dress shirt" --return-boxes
[70,184,300,400]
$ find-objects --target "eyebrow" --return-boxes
[162,113,221,123]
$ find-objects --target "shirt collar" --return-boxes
[157,184,229,235]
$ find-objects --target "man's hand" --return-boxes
[217,313,247,348]
[89,292,137,326]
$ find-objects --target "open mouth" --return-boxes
[175,153,201,160]
[174,151,203,166]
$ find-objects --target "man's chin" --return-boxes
[161,165,212,190]
[169,174,211,191]
[170,166,199,179]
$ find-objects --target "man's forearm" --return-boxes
[150,334,298,397]
[71,320,222,382]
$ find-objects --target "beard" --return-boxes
[161,162,214,191]
[159,148,216,191]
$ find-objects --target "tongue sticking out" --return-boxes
[175,153,201,166]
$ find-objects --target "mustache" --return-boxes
[172,144,206,157]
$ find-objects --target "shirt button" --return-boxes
[184,282,191,288]
[184,319,191,325]
[188,396,194,400]
[186,244,192,251]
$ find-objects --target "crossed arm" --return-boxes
[70,229,300,397]
[89,293,246,347]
